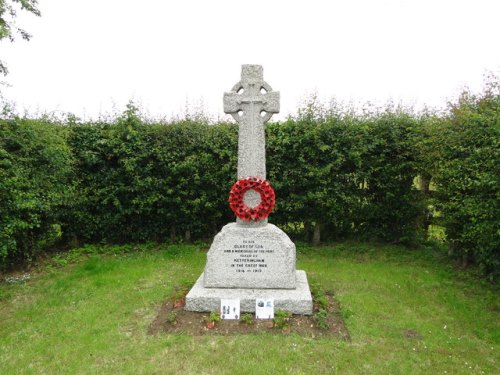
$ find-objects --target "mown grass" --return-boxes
[0,242,498,374]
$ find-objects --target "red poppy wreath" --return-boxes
[229,177,276,221]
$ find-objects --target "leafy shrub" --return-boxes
[309,281,329,310]
[166,311,177,325]
[208,310,221,323]
[63,106,237,244]
[268,108,425,244]
[267,117,365,243]
[434,78,500,280]
[313,309,329,329]
[0,118,72,268]
[241,313,254,325]
[273,309,292,329]
[357,111,424,244]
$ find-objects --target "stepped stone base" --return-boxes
[185,270,313,315]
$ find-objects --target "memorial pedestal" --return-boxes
[204,223,296,289]
[185,223,313,315]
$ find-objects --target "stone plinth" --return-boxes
[186,270,313,315]
[203,223,296,289]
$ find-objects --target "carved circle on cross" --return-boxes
[229,80,275,124]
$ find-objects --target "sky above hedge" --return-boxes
[1,0,499,120]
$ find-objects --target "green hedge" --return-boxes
[267,112,423,244]
[433,82,500,280]
[1,87,498,280]
[60,107,424,246]
[63,108,237,244]
[0,119,73,267]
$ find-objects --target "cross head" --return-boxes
[223,65,280,124]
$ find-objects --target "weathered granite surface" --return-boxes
[204,223,296,289]
[223,65,280,181]
[187,270,313,315]
[223,65,279,226]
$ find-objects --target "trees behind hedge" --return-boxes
[0,0,41,76]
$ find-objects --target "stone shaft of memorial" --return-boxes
[223,65,280,224]
[224,65,279,180]
[237,101,266,179]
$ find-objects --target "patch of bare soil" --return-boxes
[404,329,423,340]
[148,292,350,340]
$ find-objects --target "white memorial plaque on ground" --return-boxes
[255,298,274,319]
[220,299,240,320]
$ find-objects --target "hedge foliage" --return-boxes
[1,81,498,280]
[63,105,237,244]
[0,119,72,267]
[267,111,423,245]
[432,80,500,280]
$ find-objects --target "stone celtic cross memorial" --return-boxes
[185,65,313,315]
[223,64,279,183]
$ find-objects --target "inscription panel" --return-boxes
[224,240,273,274]
[203,223,296,289]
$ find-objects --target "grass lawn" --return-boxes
[0,242,498,374]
